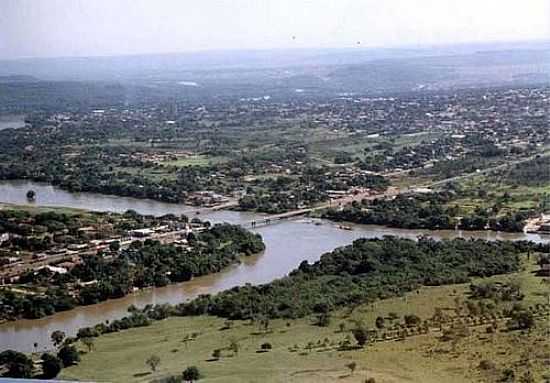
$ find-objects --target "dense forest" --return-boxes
[504,156,550,187]
[170,237,541,320]
[0,224,265,321]
[322,192,532,232]
[238,172,389,214]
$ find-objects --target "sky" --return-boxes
[1,0,549,59]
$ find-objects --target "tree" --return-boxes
[260,342,272,351]
[404,314,421,327]
[57,345,80,367]
[519,371,535,383]
[146,354,161,372]
[259,317,270,333]
[81,337,94,353]
[229,338,240,356]
[51,330,66,348]
[346,361,357,375]
[432,308,446,330]
[182,366,201,382]
[222,320,234,330]
[375,316,385,329]
[352,327,369,347]
[500,369,515,383]
[211,349,221,360]
[507,310,535,331]
[109,241,121,252]
[478,360,496,371]
[316,312,331,327]
[388,312,399,322]
[0,350,33,378]
[26,190,36,200]
[41,353,62,379]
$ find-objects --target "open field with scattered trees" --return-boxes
[58,256,549,383]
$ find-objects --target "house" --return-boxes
[0,232,9,244]
[5,256,23,265]
[129,228,155,237]
[409,187,433,194]
[67,243,90,251]
[538,223,550,233]
[37,265,68,274]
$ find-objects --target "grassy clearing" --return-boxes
[453,175,550,213]
[391,131,444,149]
[113,166,177,182]
[0,202,87,216]
[103,139,152,148]
[61,258,549,383]
[162,155,228,167]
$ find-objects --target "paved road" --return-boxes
[424,151,550,188]
[243,151,550,227]
[177,200,239,216]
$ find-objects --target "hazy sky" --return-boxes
[1,0,549,59]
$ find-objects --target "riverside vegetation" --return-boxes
[0,217,265,321]
[2,236,547,381]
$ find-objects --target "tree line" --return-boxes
[170,237,544,320]
[322,192,532,232]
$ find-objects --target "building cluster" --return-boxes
[14,85,549,209]
[0,218,208,285]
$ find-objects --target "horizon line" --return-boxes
[1,38,549,63]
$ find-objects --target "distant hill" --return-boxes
[0,75,40,83]
[0,40,548,83]
[0,41,548,112]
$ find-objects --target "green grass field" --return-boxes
[110,166,177,181]
[453,175,550,214]
[60,259,549,383]
[162,155,229,168]
[0,202,88,216]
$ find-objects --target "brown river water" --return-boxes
[0,180,547,352]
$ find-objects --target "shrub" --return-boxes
[352,327,369,347]
[478,359,495,371]
[182,366,201,382]
[0,350,33,378]
[57,345,80,367]
[404,314,421,327]
[41,353,62,379]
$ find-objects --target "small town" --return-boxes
[0,210,209,286]
[1,2,550,382]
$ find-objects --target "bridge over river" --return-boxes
[241,208,313,228]
[239,188,399,228]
